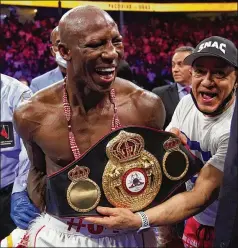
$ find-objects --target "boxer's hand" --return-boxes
[10,191,40,230]
[85,206,141,230]
[169,127,187,145]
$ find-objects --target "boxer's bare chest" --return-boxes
[34,100,145,169]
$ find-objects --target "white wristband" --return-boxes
[136,211,150,233]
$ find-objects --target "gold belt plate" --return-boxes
[67,166,101,213]
[102,131,162,212]
[162,137,189,181]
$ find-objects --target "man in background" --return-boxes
[0,74,39,240]
[153,46,194,129]
[30,26,66,93]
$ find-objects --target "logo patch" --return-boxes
[123,168,147,195]
[197,41,226,54]
[0,122,15,148]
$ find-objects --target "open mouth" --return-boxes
[200,92,218,101]
[95,67,116,82]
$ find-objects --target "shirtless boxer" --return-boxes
[12,5,165,247]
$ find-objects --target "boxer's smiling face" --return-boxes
[191,57,237,114]
[71,13,124,93]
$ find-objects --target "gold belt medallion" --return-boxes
[102,131,162,212]
[162,137,189,181]
[67,166,101,213]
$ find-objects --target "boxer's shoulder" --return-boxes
[31,80,63,104]
[16,82,62,116]
[114,78,165,129]
[115,78,163,110]
[14,81,64,140]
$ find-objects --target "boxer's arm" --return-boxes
[13,104,47,211]
[145,96,166,130]
[11,143,41,229]
[25,140,46,211]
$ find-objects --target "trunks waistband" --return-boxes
[41,213,128,237]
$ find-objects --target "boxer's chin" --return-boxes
[84,82,111,95]
[88,79,115,94]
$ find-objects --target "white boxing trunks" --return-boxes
[1,213,158,247]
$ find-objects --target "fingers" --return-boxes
[85,208,140,230]
[96,206,118,216]
[14,219,29,230]
[11,205,39,230]
[84,217,115,229]
[180,134,187,145]
[85,206,122,228]
[84,216,110,226]
[26,208,40,219]
[15,201,40,214]
[11,213,31,230]
[18,212,33,223]
[169,128,187,145]
[169,127,180,136]
[27,204,40,214]
[13,206,40,220]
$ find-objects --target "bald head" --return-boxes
[59,5,116,47]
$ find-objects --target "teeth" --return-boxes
[96,68,115,72]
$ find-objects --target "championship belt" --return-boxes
[46,126,203,217]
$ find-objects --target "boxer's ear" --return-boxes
[58,43,71,61]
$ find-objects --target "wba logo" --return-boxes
[197,41,226,54]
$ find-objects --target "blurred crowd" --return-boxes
[1,9,237,90]
[0,12,58,85]
[123,15,237,89]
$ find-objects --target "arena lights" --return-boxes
[1,1,237,12]
[2,1,59,8]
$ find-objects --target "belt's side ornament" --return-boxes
[102,131,162,212]
[162,137,189,181]
[67,166,101,212]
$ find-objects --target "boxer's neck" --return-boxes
[64,77,111,114]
